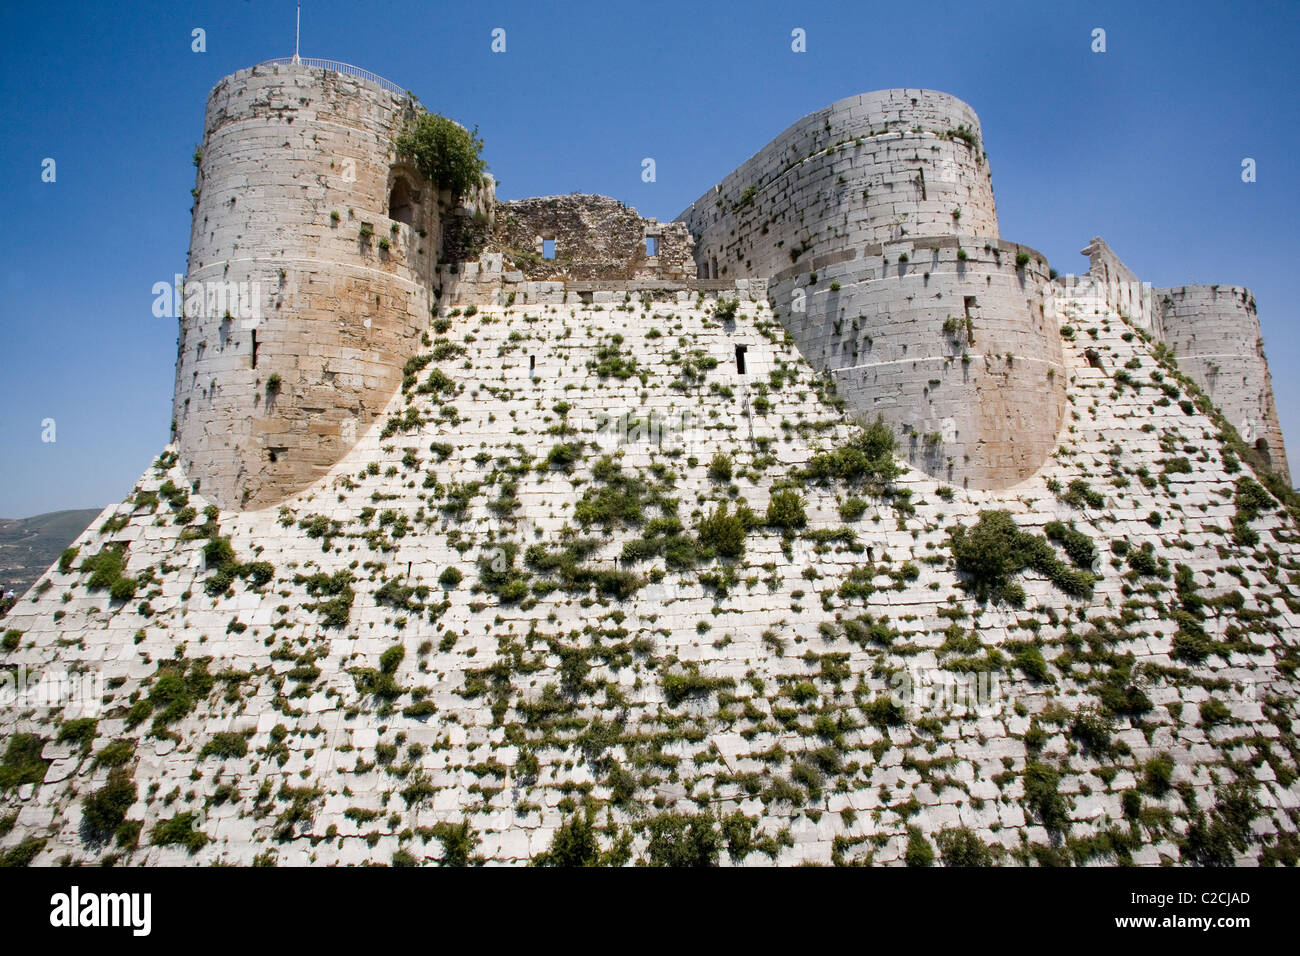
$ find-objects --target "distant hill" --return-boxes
[0,508,102,599]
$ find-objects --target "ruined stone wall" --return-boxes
[677,90,998,280]
[769,238,1066,489]
[1075,237,1157,334]
[435,250,766,310]
[175,62,472,511]
[1155,285,1290,482]
[490,194,693,281]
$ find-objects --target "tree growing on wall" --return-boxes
[395,113,487,202]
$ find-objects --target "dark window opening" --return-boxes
[250,330,259,369]
[735,344,747,375]
[388,178,415,226]
[710,256,718,279]
[529,354,536,379]
[1255,437,1271,466]
[542,239,556,260]
[645,236,659,257]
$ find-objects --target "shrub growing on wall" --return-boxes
[395,113,487,202]
[766,490,807,530]
[803,418,900,490]
[697,503,751,560]
[950,510,1095,604]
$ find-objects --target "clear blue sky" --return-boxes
[1,0,1297,517]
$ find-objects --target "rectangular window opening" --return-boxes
[735,344,748,375]
[251,330,259,369]
[645,236,659,257]
[542,239,556,260]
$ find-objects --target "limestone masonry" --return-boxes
[2,61,1298,868]
[174,71,1289,506]
[177,65,457,511]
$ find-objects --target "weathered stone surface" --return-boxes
[491,194,693,282]
[175,63,487,511]
[2,64,1295,870]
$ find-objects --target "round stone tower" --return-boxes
[1155,285,1290,483]
[680,90,1065,490]
[174,60,464,511]
[678,89,998,280]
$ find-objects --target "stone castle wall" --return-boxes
[434,249,768,311]
[175,62,470,511]
[5,66,1300,869]
[491,195,694,281]
[1155,284,1290,482]
[678,89,1066,489]
[1056,237,1290,483]
[677,89,998,280]
[173,64,1291,511]
[770,238,1066,489]
[6,286,1299,867]
[1072,236,1158,333]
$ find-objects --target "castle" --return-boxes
[175,65,1288,510]
[2,60,1298,867]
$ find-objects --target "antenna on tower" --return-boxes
[292,4,301,63]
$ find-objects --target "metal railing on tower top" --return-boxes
[256,57,409,98]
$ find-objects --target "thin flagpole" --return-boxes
[293,5,301,63]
